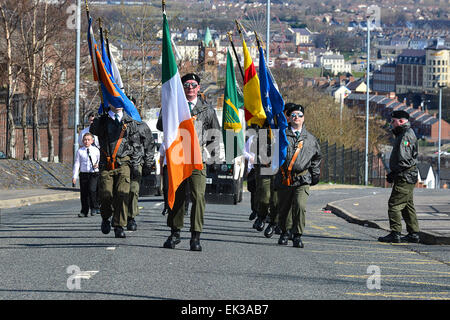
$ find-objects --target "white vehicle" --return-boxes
[140,118,163,196]
[205,108,246,204]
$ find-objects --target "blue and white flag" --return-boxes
[258,46,289,170]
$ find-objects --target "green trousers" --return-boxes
[128,164,142,219]
[278,185,309,235]
[167,166,206,233]
[99,164,130,228]
[256,174,291,227]
[388,178,420,234]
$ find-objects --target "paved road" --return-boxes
[0,188,449,302]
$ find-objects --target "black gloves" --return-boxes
[142,161,156,177]
[130,165,141,180]
[386,172,395,184]
[311,175,320,186]
[142,165,152,177]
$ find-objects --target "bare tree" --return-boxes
[18,0,69,160]
[0,0,26,159]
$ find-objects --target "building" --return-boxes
[395,49,426,95]
[373,63,396,93]
[290,28,313,45]
[423,39,450,92]
[320,53,352,75]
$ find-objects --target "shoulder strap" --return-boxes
[111,123,127,163]
[287,141,304,173]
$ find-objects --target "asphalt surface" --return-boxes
[0,188,449,301]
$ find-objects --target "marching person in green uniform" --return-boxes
[90,104,140,238]
[250,125,289,238]
[127,118,156,231]
[157,73,220,251]
[378,110,420,244]
[275,103,321,248]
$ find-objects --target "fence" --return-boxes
[320,141,388,188]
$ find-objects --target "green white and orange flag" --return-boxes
[242,38,266,127]
[161,11,203,209]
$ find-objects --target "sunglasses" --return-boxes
[290,112,304,118]
[183,82,198,89]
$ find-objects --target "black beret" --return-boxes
[181,73,200,84]
[392,110,409,120]
[285,103,305,116]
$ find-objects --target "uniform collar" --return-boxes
[108,110,123,122]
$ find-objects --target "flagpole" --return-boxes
[104,28,112,61]
[85,1,106,113]
[227,32,244,81]
[74,0,81,165]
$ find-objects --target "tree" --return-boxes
[271,68,389,152]
[0,0,26,159]
[18,0,69,160]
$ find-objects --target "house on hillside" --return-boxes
[417,163,436,189]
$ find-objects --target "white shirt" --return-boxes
[243,135,256,172]
[78,126,99,148]
[187,98,198,111]
[108,110,123,122]
[73,145,100,178]
[291,127,302,137]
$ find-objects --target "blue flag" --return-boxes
[87,16,141,121]
[258,46,289,170]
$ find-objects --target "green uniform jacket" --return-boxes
[389,122,418,184]
[275,125,321,188]
[131,121,156,171]
[157,96,221,162]
[90,112,140,169]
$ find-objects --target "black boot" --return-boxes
[101,218,111,234]
[163,230,181,249]
[292,234,304,248]
[114,226,126,238]
[378,231,401,243]
[401,233,420,243]
[264,223,276,238]
[274,225,282,235]
[249,211,257,221]
[278,232,289,245]
[126,218,137,231]
[254,217,265,232]
[190,231,202,252]
[161,208,168,216]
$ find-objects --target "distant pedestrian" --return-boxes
[78,111,99,148]
[378,110,420,244]
[275,103,321,248]
[72,133,100,217]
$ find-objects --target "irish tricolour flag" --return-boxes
[161,12,203,209]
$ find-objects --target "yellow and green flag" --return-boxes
[223,50,244,160]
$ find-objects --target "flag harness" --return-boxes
[103,123,127,171]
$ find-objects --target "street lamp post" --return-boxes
[437,84,442,189]
[365,16,371,186]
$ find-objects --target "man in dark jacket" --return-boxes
[378,110,420,244]
[90,105,140,238]
[157,73,221,251]
[275,103,321,248]
[127,119,156,231]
